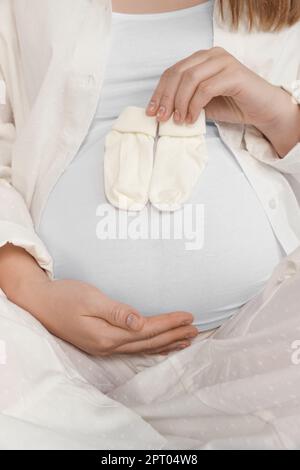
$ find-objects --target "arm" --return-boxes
[0,243,49,307]
[0,243,198,356]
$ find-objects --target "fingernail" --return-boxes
[174,110,181,122]
[157,106,166,118]
[186,113,193,124]
[186,333,198,339]
[177,342,190,351]
[126,313,141,330]
[182,320,192,326]
[147,101,156,112]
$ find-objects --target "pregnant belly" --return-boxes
[37,124,283,330]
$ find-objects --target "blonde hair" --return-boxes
[220,0,300,31]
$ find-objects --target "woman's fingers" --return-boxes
[86,309,196,354]
[205,96,246,124]
[108,302,146,331]
[174,59,225,123]
[147,47,232,123]
[142,311,195,337]
[112,323,198,354]
[117,308,194,337]
[186,70,238,123]
[147,340,192,355]
[146,47,239,124]
[87,294,145,332]
[112,311,196,347]
[146,66,183,121]
[118,340,192,356]
[146,50,210,122]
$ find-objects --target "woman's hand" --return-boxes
[146,47,300,156]
[16,277,198,356]
[0,245,198,356]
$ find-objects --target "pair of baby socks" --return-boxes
[104,106,207,212]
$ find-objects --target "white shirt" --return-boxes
[36,2,283,329]
[0,0,299,280]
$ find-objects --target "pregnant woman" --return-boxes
[0,0,300,365]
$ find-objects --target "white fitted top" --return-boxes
[37,1,283,330]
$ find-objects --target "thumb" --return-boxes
[206,96,245,124]
[104,300,145,332]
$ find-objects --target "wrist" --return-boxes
[11,275,51,312]
[0,243,50,307]
[256,87,300,157]
[11,276,53,328]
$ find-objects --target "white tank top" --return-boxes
[37,1,283,330]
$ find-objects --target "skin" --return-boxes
[144,7,300,157]
[0,0,299,357]
[112,0,207,14]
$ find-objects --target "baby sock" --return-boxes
[149,110,207,212]
[104,106,157,211]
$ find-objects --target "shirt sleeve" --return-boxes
[243,66,300,182]
[0,65,53,278]
[274,65,300,176]
[266,142,300,177]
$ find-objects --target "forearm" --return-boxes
[0,243,49,307]
[257,87,300,158]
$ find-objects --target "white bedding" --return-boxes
[1,248,300,450]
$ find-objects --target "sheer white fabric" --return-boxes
[1,247,300,450]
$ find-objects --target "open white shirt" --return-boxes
[0,0,299,278]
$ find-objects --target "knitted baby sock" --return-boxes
[104,106,157,211]
[149,111,207,212]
